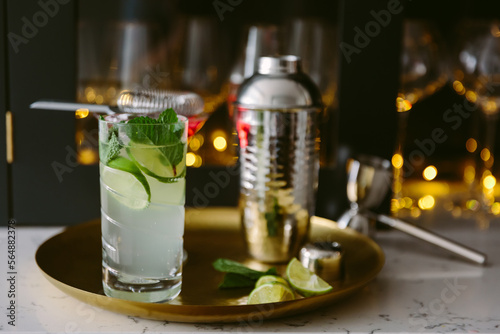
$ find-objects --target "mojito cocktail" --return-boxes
[99,109,187,303]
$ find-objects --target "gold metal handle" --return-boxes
[6,111,13,163]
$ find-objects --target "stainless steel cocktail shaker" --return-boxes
[234,55,323,263]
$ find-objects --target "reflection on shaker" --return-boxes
[235,55,323,263]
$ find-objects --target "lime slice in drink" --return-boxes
[127,142,185,183]
[101,157,151,210]
[286,258,333,297]
[255,275,290,288]
[247,282,295,305]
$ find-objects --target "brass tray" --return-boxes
[36,208,384,323]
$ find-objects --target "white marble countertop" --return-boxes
[1,212,500,333]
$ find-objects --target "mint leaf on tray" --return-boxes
[213,258,278,289]
[218,273,257,289]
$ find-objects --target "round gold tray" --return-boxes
[36,208,384,323]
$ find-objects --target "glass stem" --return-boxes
[392,109,411,216]
[478,112,498,212]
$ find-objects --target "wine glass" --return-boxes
[452,20,500,222]
[76,9,170,165]
[165,15,231,137]
[154,15,234,167]
[392,19,448,216]
[284,18,339,168]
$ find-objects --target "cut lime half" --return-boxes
[127,142,185,183]
[255,275,290,288]
[101,157,151,210]
[247,282,295,305]
[286,258,333,297]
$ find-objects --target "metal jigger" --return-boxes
[336,154,488,265]
[337,155,392,236]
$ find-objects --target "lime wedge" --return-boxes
[255,275,290,288]
[127,142,185,183]
[286,258,333,297]
[247,282,295,305]
[101,157,151,210]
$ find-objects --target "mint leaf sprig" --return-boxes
[126,108,185,176]
[127,108,182,144]
[100,126,123,165]
[212,258,278,289]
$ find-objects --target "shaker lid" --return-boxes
[258,55,301,74]
[235,55,323,109]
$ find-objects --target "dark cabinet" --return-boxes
[2,0,100,225]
